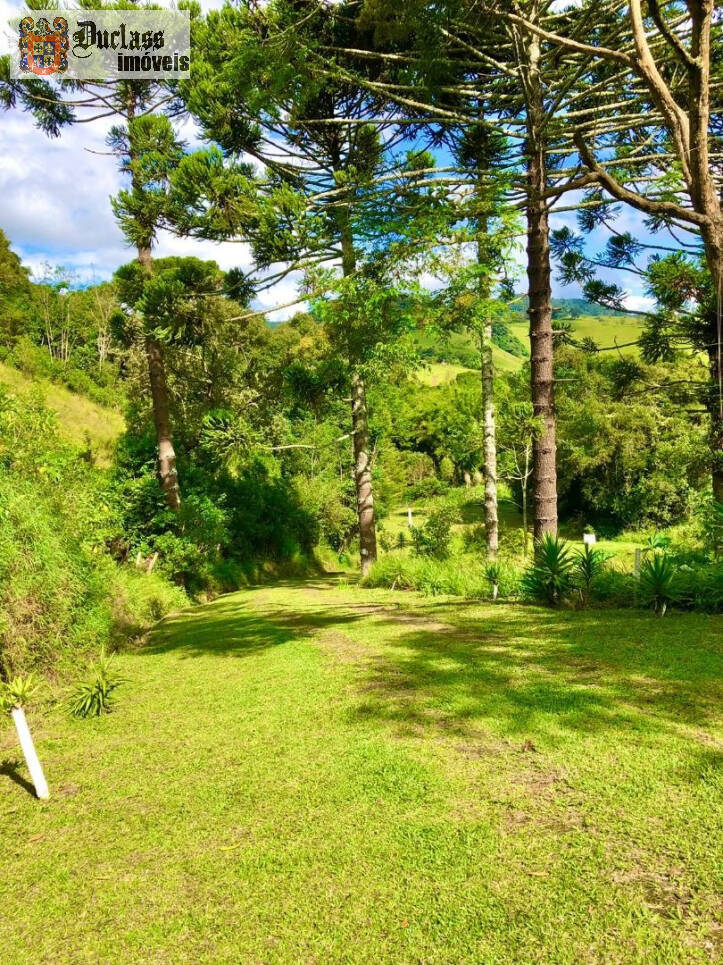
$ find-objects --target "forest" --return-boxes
[0,1,721,962]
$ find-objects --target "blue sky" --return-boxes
[0,0,656,317]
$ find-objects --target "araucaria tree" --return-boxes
[177,0,437,573]
[110,92,186,509]
[497,0,723,501]
[2,49,192,509]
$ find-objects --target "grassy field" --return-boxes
[0,361,124,465]
[417,314,645,388]
[1,578,720,963]
[508,314,644,356]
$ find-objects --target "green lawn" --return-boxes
[1,578,721,963]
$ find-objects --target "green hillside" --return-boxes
[420,313,645,385]
[508,314,644,356]
[0,361,124,465]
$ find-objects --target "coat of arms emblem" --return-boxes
[18,16,69,76]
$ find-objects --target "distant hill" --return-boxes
[509,297,617,319]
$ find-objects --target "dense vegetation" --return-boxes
[0,3,721,961]
[0,1,720,667]
[0,222,718,681]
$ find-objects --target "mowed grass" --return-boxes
[1,578,721,963]
[0,362,124,465]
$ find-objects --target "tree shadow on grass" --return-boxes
[0,759,36,798]
[142,577,721,742]
[346,605,723,743]
[143,586,371,660]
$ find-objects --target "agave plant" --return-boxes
[574,545,609,607]
[521,534,575,606]
[639,554,677,615]
[68,651,124,719]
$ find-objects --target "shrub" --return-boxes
[0,674,39,710]
[639,554,677,615]
[644,532,672,553]
[574,545,609,607]
[0,389,186,676]
[68,651,123,718]
[485,562,501,601]
[521,534,575,606]
[410,504,459,560]
[407,476,450,501]
[674,561,723,612]
[589,568,637,607]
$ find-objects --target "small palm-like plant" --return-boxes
[639,554,677,615]
[574,545,609,607]
[522,534,575,606]
[0,674,39,710]
[485,562,502,601]
[1,673,49,799]
[68,651,124,719]
[644,532,671,553]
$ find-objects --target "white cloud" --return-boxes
[623,293,655,313]
[0,0,296,318]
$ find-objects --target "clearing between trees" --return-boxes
[1,577,720,964]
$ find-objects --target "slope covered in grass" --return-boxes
[0,361,124,466]
[0,386,184,677]
[1,578,720,963]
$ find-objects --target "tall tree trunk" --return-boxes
[701,232,723,505]
[479,325,499,556]
[351,370,377,576]
[474,206,499,558]
[128,90,181,511]
[523,21,558,539]
[339,207,377,575]
[145,334,181,511]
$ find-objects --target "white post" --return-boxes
[11,706,49,800]
[407,507,413,527]
[634,548,642,578]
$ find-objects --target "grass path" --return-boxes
[1,578,721,963]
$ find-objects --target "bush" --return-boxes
[588,568,637,607]
[68,651,123,718]
[521,534,575,606]
[410,504,459,560]
[674,561,723,612]
[407,476,450,501]
[639,554,677,615]
[0,388,186,676]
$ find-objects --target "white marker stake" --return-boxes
[407,508,413,527]
[11,706,49,800]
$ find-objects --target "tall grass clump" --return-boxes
[0,388,185,676]
[364,552,521,600]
